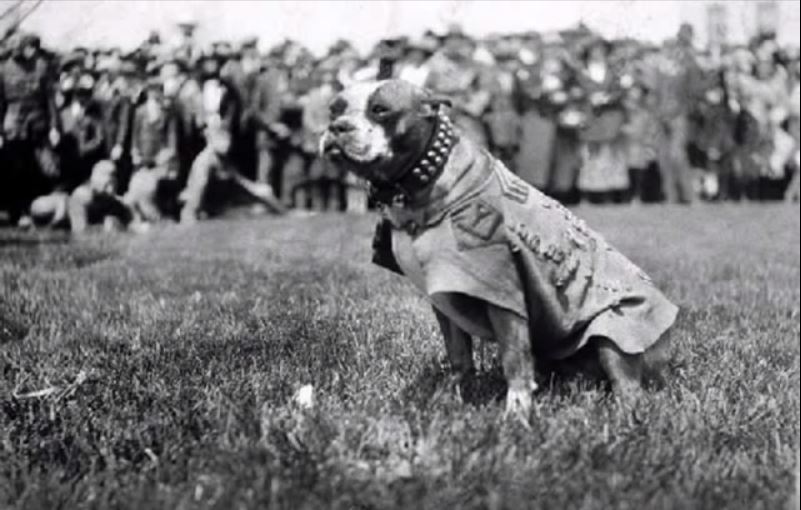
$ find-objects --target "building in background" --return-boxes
[680,0,800,49]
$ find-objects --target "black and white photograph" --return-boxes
[0,0,799,508]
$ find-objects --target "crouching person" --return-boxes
[179,125,285,224]
[29,191,70,228]
[124,148,179,225]
[68,160,133,234]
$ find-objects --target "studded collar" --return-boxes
[368,110,459,207]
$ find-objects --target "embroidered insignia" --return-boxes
[496,166,530,204]
[451,199,503,250]
[553,252,581,288]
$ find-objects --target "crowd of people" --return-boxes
[1,21,799,233]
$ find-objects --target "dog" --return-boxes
[321,80,678,418]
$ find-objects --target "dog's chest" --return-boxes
[390,224,496,338]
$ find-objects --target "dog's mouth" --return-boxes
[321,135,387,178]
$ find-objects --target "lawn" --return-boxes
[1,204,799,510]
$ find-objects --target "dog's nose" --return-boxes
[329,118,356,135]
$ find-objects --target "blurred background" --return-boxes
[1,0,799,233]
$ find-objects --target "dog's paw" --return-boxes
[503,385,533,427]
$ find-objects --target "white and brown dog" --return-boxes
[321,80,678,418]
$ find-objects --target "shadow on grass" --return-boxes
[402,341,683,409]
[0,308,28,344]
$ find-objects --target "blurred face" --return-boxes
[207,129,231,155]
[705,87,723,104]
[76,89,92,105]
[90,167,117,195]
[146,84,163,102]
[407,49,427,66]
[756,59,775,79]
[202,59,220,77]
[626,86,643,104]
[678,25,694,46]
[588,45,606,62]
[22,43,38,60]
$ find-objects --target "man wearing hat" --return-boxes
[0,32,61,226]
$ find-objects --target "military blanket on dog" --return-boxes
[378,145,678,359]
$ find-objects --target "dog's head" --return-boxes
[320,80,450,183]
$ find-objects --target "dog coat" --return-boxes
[375,142,678,359]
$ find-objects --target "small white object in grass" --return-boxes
[293,384,315,409]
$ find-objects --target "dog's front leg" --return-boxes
[433,307,474,397]
[487,305,537,421]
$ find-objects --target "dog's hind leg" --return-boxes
[595,336,644,400]
[433,307,474,397]
[487,305,537,421]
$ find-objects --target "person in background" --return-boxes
[693,70,737,200]
[426,27,490,148]
[513,39,558,193]
[131,77,178,171]
[274,45,315,207]
[298,61,343,210]
[483,47,521,171]
[225,37,285,205]
[546,41,585,204]
[622,82,661,203]
[129,76,180,217]
[0,32,61,227]
[124,147,177,225]
[651,23,703,204]
[197,49,241,145]
[179,125,284,223]
[57,73,106,192]
[397,39,434,88]
[30,159,134,233]
[576,37,629,204]
[160,53,204,189]
[68,159,133,234]
[104,57,141,194]
[784,54,800,202]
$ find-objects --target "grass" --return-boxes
[0,203,799,510]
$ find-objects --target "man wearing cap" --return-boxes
[0,32,61,226]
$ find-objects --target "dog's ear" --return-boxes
[419,91,452,117]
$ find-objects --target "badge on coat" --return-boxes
[450,199,504,251]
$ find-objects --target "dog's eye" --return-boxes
[370,104,391,117]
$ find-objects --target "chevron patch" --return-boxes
[496,166,530,204]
